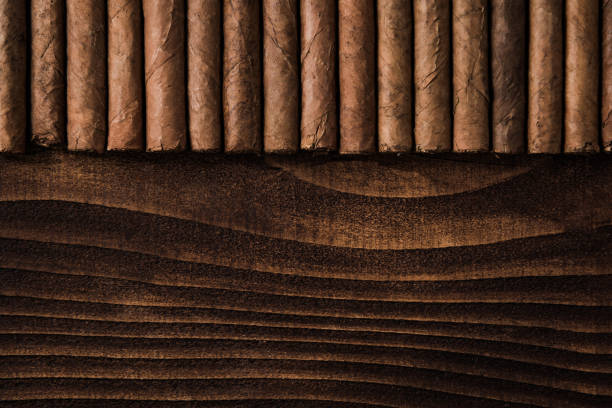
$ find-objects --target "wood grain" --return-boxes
[0,152,610,407]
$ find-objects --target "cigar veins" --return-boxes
[452,0,489,152]
[413,0,451,152]
[188,0,222,152]
[67,0,106,152]
[300,0,337,151]
[338,0,376,154]
[31,0,65,148]
[564,0,599,152]
[108,0,144,151]
[491,0,526,154]
[0,0,26,153]
[528,0,564,153]
[223,0,261,153]
[377,0,413,153]
[263,0,299,154]
[604,0,612,152]
[143,0,186,152]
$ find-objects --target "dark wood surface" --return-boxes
[0,151,610,407]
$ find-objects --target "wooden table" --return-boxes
[0,152,610,407]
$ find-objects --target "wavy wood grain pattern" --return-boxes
[0,152,610,407]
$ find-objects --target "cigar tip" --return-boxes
[564,143,601,154]
[264,149,299,155]
[191,147,223,154]
[415,145,451,154]
[379,146,413,154]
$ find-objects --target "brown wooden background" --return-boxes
[0,152,611,407]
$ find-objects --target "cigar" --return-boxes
[108,0,144,151]
[338,0,376,154]
[223,0,261,153]
[0,1,26,153]
[187,0,222,152]
[491,0,526,154]
[66,0,106,153]
[377,0,412,153]
[452,0,489,152]
[528,0,564,153]
[30,0,65,149]
[564,0,599,153]
[413,0,451,152]
[263,0,299,154]
[300,0,337,151]
[143,0,186,152]
[604,0,612,152]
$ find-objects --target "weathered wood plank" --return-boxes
[0,152,610,406]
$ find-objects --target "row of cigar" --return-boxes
[0,0,610,154]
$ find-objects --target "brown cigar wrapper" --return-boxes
[223,0,261,153]
[108,0,144,151]
[528,0,563,153]
[30,0,65,148]
[377,0,412,153]
[413,0,451,152]
[67,0,106,153]
[263,0,299,154]
[452,0,489,152]
[0,0,26,153]
[564,0,600,152]
[300,0,337,151]
[143,0,186,152]
[491,0,526,154]
[188,0,221,152]
[339,0,376,154]
[604,0,612,152]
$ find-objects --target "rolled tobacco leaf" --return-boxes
[300,0,337,151]
[491,0,526,154]
[413,0,451,152]
[67,0,106,153]
[604,0,612,152]
[377,0,413,153]
[263,0,299,154]
[188,0,222,152]
[108,0,144,151]
[528,0,564,153]
[223,0,261,153]
[564,0,600,152]
[0,0,27,153]
[338,0,376,154]
[452,0,489,152]
[143,0,186,152]
[31,0,65,148]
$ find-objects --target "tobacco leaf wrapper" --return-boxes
[300,0,337,151]
[452,0,489,152]
[31,0,65,148]
[188,0,222,152]
[0,1,26,153]
[564,0,599,152]
[67,0,106,153]
[223,0,261,153]
[528,0,563,153]
[491,0,526,154]
[144,0,186,152]
[338,0,376,154]
[263,0,299,154]
[413,0,451,152]
[604,0,612,152]
[377,0,412,153]
[108,0,144,151]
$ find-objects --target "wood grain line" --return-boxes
[2,313,609,353]
[1,334,610,374]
